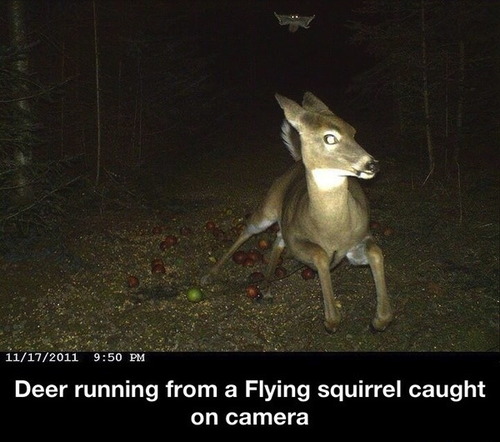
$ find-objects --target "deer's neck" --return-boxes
[306,168,350,220]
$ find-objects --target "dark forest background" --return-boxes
[0,0,498,234]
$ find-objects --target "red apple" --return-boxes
[151,258,164,266]
[159,235,178,250]
[151,263,166,274]
[247,249,262,263]
[257,239,270,250]
[232,251,247,264]
[243,257,256,267]
[245,284,261,299]
[164,235,178,246]
[301,267,316,280]
[127,275,139,288]
[205,221,217,231]
[383,227,394,237]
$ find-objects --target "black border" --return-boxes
[1,352,498,438]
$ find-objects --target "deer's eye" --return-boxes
[324,134,338,145]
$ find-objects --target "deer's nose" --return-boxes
[366,160,379,174]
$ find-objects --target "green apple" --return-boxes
[186,287,204,303]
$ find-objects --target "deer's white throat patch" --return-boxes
[311,168,348,190]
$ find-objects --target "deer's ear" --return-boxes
[302,91,356,135]
[275,93,304,130]
[302,92,335,116]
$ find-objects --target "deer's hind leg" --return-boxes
[259,232,285,300]
[201,212,277,285]
[201,165,298,285]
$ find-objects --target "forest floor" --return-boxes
[0,121,498,352]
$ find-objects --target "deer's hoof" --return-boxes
[370,314,394,332]
[324,320,340,333]
[256,296,273,304]
[257,290,274,304]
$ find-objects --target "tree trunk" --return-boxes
[455,38,465,226]
[393,2,405,150]
[444,50,450,178]
[395,76,405,147]
[138,60,143,161]
[455,39,465,166]
[60,40,66,158]
[132,55,142,161]
[8,0,33,204]
[93,0,102,186]
[421,0,435,184]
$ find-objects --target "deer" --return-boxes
[201,92,393,333]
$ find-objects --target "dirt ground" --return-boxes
[0,123,498,352]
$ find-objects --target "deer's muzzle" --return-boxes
[366,159,379,174]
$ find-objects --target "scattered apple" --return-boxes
[160,235,178,250]
[127,275,139,288]
[205,221,217,231]
[243,257,256,267]
[186,287,204,303]
[151,263,166,274]
[383,227,394,237]
[257,239,270,250]
[247,249,262,263]
[301,267,316,280]
[164,235,178,246]
[232,251,248,264]
[245,284,261,299]
[151,258,164,266]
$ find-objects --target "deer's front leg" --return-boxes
[298,241,341,332]
[365,238,393,331]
